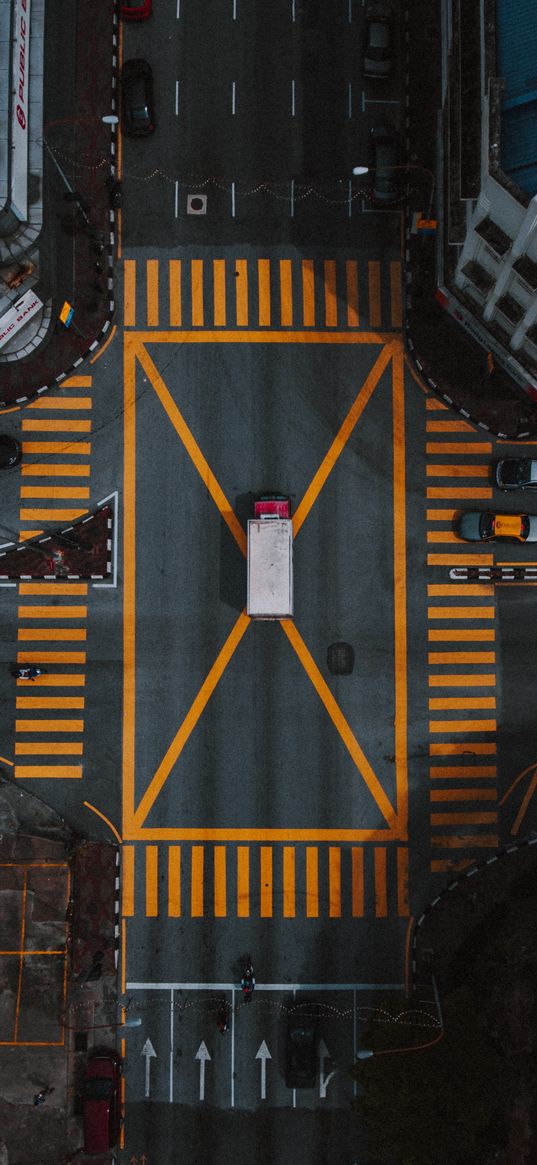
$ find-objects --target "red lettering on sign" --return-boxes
[16,105,26,129]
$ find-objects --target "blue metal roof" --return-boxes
[497,0,537,196]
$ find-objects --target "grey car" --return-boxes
[496,458,537,490]
[364,5,393,78]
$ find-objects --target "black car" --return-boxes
[363,4,393,78]
[285,1006,319,1088]
[0,435,22,468]
[369,126,399,204]
[496,458,537,490]
[122,59,155,137]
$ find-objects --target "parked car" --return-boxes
[285,1006,319,1088]
[496,458,537,490]
[121,0,152,19]
[0,435,21,468]
[363,4,393,78]
[457,510,537,543]
[83,1048,122,1154]
[122,59,155,137]
[369,126,399,204]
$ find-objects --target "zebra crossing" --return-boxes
[122,842,410,920]
[424,397,499,871]
[123,255,402,332]
[13,376,93,780]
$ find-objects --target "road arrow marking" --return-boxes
[141,1038,157,1099]
[256,1040,272,1100]
[318,1038,337,1098]
[195,1041,211,1101]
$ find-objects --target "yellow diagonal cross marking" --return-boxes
[133,610,251,829]
[294,341,397,536]
[136,342,246,556]
[281,619,397,829]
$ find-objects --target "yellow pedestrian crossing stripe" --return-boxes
[123,257,402,332]
[424,398,499,871]
[121,843,409,919]
[13,376,93,781]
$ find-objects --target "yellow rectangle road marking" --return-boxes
[122,847,135,916]
[62,375,92,387]
[429,719,497,732]
[168,846,181,917]
[213,259,226,327]
[191,259,204,327]
[21,442,91,454]
[426,464,490,477]
[426,442,492,454]
[16,719,83,731]
[374,847,387,917]
[432,811,498,824]
[428,674,496,687]
[430,765,497,777]
[427,532,466,543]
[20,487,90,499]
[390,260,402,327]
[431,859,474,872]
[19,509,88,522]
[428,605,495,619]
[428,629,495,641]
[346,260,359,326]
[17,651,86,663]
[426,419,475,431]
[428,651,495,663]
[237,846,249,917]
[214,846,226,917]
[427,509,458,521]
[145,846,158,916]
[429,696,496,710]
[430,741,497,755]
[368,260,381,327]
[397,847,409,916]
[302,259,315,326]
[324,260,337,327]
[124,260,136,327]
[260,846,273,917]
[351,848,364,917]
[22,419,92,432]
[18,628,86,640]
[279,259,293,326]
[19,583,88,594]
[21,464,89,477]
[427,487,492,499]
[191,846,204,917]
[19,530,43,540]
[283,846,295,917]
[430,788,497,800]
[428,554,493,566]
[169,259,182,326]
[235,260,248,326]
[329,847,341,917]
[306,847,318,917]
[426,397,448,410]
[28,397,92,410]
[258,259,271,327]
[428,584,494,596]
[431,834,499,848]
[16,696,85,709]
[18,606,87,619]
[146,259,159,326]
[15,742,83,754]
[14,765,82,779]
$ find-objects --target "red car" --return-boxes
[121,0,152,20]
[83,1048,122,1154]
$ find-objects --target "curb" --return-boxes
[0,5,120,411]
[411,833,537,984]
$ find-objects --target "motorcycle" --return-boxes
[216,1002,229,1033]
[240,956,255,1003]
[12,666,47,680]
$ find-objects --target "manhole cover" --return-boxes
[187,193,207,215]
[327,642,355,675]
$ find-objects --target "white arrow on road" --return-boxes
[141,1038,157,1099]
[195,1041,211,1101]
[318,1038,337,1098]
[255,1040,272,1100]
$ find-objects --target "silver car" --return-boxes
[496,458,537,490]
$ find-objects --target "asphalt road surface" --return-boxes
[2,3,537,1163]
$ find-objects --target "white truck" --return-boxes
[247,496,294,620]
